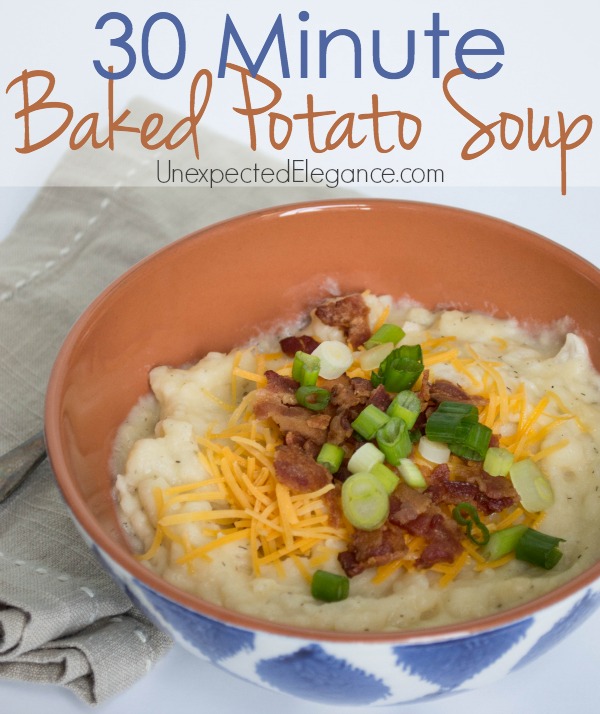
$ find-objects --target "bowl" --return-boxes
[45,199,600,706]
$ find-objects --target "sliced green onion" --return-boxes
[398,458,427,489]
[409,428,422,444]
[483,446,514,477]
[425,401,478,442]
[371,345,424,392]
[358,342,395,371]
[481,524,528,561]
[381,358,423,392]
[311,569,350,602]
[387,390,421,429]
[388,404,418,428]
[515,528,565,569]
[341,472,390,530]
[311,340,354,380]
[436,401,479,421]
[351,404,390,440]
[292,351,320,386]
[509,459,554,512]
[316,443,344,474]
[296,385,330,411]
[449,422,492,461]
[452,502,490,546]
[426,401,490,461]
[376,417,412,465]
[371,462,400,495]
[418,435,450,464]
[398,344,423,362]
[348,442,385,474]
[364,323,405,349]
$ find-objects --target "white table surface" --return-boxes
[1,185,599,713]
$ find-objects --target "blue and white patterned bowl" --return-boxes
[46,200,600,706]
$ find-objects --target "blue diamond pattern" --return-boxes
[256,643,390,705]
[514,590,600,670]
[130,581,255,662]
[394,618,532,690]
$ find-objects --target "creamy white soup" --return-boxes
[113,293,600,632]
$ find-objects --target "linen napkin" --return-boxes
[0,99,346,703]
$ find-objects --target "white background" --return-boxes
[1,1,600,712]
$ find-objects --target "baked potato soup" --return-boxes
[113,293,600,631]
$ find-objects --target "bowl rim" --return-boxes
[45,197,600,643]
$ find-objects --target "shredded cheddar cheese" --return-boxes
[140,382,347,576]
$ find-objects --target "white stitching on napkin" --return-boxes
[0,551,82,586]
[134,629,148,643]
[0,195,110,303]
[0,153,163,303]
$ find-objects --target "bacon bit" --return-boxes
[418,369,431,408]
[426,462,518,515]
[403,512,463,569]
[315,293,372,347]
[429,379,488,407]
[367,384,394,412]
[263,370,298,401]
[388,482,431,525]
[274,445,332,494]
[452,460,519,504]
[280,335,320,357]
[284,431,321,459]
[327,411,354,446]
[323,482,344,529]
[387,481,463,569]
[328,375,372,409]
[254,388,331,445]
[338,523,408,577]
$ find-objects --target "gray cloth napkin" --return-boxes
[0,99,347,703]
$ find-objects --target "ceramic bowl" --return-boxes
[45,199,600,706]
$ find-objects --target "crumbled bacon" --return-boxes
[453,460,519,506]
[279,335,320,357]
[338,523,408,577]
[367,384,394,412]
[327,411,353,446]
[328,375,372,410]
[263,370,298,402]
[388,481,431,525]
[417,368,430,408]
[429,379,487,407]
[323,482,344,529]
[274,445,332,493]
[253,372,330,444]
[315,293,371,347]
[388,481,463,569]
[284,431,321,459]
[427,462,518,515]
[407,513,464,569]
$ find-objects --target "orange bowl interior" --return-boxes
[45,199,600,638]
